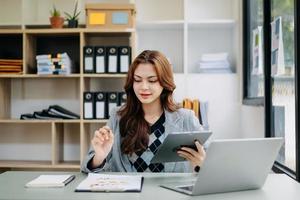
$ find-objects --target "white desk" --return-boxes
[0,171,299,200]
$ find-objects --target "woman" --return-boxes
[81,50,206,173]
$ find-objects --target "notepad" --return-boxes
[75,173,143,192]
[25,174,75,188]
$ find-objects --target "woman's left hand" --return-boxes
[177,140,206,171]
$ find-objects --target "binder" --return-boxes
[95,46,106,73]
[95,92,107,119]
[84,46,94,73]
[118,46,131,73]
[33,110,62,119]
[107,92,119,117]
[106,46,118,73]
[84,92,94,119]
[192,99,200,119]
[47,105,80,119]
[118,92,127,106]
[20,113,35,120]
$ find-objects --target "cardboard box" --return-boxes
[85,3,136,29]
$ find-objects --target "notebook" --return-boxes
[75,173,143,192]
[25,174,75,188]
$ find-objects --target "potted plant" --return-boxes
[64,1,81,28]
[49,5,64,28]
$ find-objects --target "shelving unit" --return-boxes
[135,0,241,140]
[0,0,135,170]
[0,0,241,170]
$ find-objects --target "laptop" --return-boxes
[161,137,283,196]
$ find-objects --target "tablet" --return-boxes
[150,130,212,163]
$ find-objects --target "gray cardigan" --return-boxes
[81,107,202,173]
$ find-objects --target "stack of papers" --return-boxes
[36,53,74,75]
[25,174,75,188]
[198,53,232,73]
[75,173,143,192]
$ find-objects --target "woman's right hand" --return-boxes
[91,126,114,168]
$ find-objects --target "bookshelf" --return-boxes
[0,0,241,170]
[136,0,241,140]
[0,13,135,170]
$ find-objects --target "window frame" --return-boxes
[243,0,300,182]
[242,0,264,106]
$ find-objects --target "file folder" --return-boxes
[84,46,94,73]
[118,46,131,73]
[95,46,106,73]
[118,92,127,106]
[107,92,119,117]
[84,92,94,119]
[95,92,107,119]
[106,46,118,73]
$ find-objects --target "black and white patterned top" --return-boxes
[128,112,166,172]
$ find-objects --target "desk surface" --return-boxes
[0,171,299,200]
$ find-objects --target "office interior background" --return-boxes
[0,0,299,182]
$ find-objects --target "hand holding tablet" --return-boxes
[150,130,212,163]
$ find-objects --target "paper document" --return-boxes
[25,174,75,188]
[75,173,143,192]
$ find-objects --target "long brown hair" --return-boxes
[118,50,178,155]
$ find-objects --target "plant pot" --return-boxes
[67,19,78,28]
[49,16,64,28]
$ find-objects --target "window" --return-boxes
[243,0,264,105]
[244,0,299,181]
[270,0,296,172]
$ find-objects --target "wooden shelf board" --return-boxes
[83,119,108,123]
[52,161,81,169]
[0,29,23,34]
[0,74,128,78]
[83,74,127,78]
[0,28,135,35]
[0,160,80,169]
[25,28,81,34]
[23,28,135,34]
[0,74,81,78]
[83,28,135,33]
[0,119,81,123]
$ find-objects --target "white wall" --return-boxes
[240,106,265,138]
[174,74,241,140]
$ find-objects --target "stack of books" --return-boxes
[198,53,232,73]
[0,59,22,74]
[36,53,73,75]
[20,105,79,120]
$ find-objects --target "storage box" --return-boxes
[85,4,136,29]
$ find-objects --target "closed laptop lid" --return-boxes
[192,137,283,195]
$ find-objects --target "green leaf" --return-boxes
[64,12,72,19]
